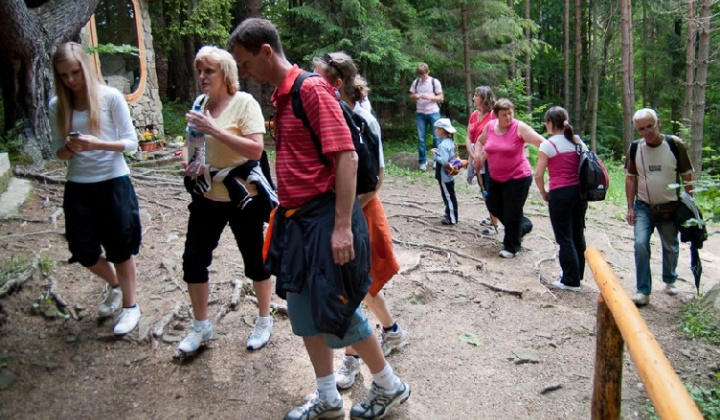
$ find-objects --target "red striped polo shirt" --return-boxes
[271,65,355,209]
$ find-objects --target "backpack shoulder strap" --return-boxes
[630,140,639,164]
[291,71,328,165]
[431,77,437,95]
[664,135,680,164]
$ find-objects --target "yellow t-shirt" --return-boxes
[194,92,266,201]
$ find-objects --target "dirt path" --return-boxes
[0,161,718,420]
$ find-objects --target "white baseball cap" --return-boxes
[434,118,456,133]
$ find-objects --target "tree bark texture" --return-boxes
[619,0,635,152]
[573,0,581,126]
[564,0,570,110]
[0,0,98,169]
[508,0,516,79]
[461,1,472,115]
[683,0,697,124]
[591,295,624,420]
[525,0,531,114]
[690,0,710,176]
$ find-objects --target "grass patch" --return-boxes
[647,378,720,420]
[679,298,720,345]
[0,254,32,289]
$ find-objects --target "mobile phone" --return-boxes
[69,131,81,137]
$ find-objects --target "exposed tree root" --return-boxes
[153,301,181,338]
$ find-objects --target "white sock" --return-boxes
[256,316,272,326]
[194,319,210,330]
[316,374,340,403]
[372,362,401,393]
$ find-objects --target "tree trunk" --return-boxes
[641,0,647,107]
[525,0,532,113]
[0,0,99,169]
[508,0,516,79]
[573,0,581,125]
[690,0,710,176]
[683,0,697,125]
[461,1,472,114]
[619,0,636,152]
[564,0,570,110]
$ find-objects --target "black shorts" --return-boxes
[63,176,142,267]
[182,196,270,284]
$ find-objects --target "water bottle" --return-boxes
[187,101,205,174]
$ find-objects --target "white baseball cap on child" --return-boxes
[434,118,456,133]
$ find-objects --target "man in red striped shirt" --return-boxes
[229,18,410,420]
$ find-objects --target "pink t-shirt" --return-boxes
[484,119,531,183]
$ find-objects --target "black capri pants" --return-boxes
[63,175,141,267]
[183,196,270,283]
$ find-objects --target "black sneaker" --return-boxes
[350,381,411,420]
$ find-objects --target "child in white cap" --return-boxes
[431,118,459,225]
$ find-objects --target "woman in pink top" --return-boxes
[534,106,588,291]
[475,98,544,258]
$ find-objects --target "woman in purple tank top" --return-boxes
[534,106,589,291]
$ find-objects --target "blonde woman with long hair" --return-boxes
[49,42,142,335]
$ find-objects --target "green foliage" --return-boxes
[161,99,191,138]
[85,43,139,56]
[37,254,55,278]
[149,0,233,56]
[0,120,24,158]
[679,299,720,345]
[647,379,720,420]
[0,255,31,290]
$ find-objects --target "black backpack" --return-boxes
[411,77,439,95]
[577,145,610,201]
[291,71,379,195]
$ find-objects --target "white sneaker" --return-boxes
[665,283,679,296]
[419,163,427,172]
[481,227,497,236]
[631,293,650,306]
[247,316,273,350]
[178,320,213,354]
[284,393,343,420]
[113,305,141,335]
[550,280,581,292]
[499,250,515,259]
[335,355,360,390]
[98,287,122,318]
[380,325,409,356]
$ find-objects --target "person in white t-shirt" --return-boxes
[50,42,142,336]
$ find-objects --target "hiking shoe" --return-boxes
[499,250,515,259]
[481,227,497,236]
[380,325,409,356]
[550,280,581,292]
[113,305,141,335]
[284,394,343,420]
[336,355,361,390]
[247,316,273,350]
[419,163,427,172]
[665,283,679,296]
[441,217,454,226]
[631,293,650,307]
[480,217,492,226]
[350,381,411,420]
[178,320,213,354]
[98,287,122,318]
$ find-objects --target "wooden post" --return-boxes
[592,294,624,420]
[586,247,703,420]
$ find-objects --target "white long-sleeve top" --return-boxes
[49,85,137,183]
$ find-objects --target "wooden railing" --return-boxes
[585,247,703,420]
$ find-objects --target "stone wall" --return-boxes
[80,0,164,138]
[127,0,164,137]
